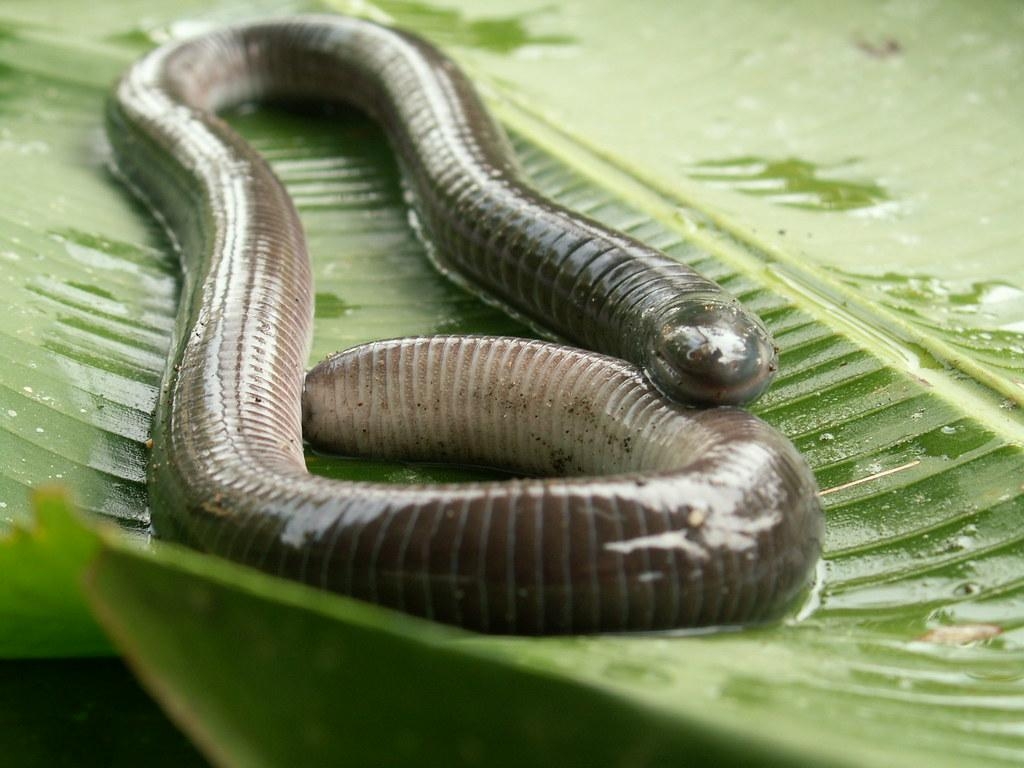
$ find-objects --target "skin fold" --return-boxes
[107,15,822,633]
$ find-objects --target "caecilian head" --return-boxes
[643,297,779,405]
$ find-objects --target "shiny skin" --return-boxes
[107,16,821,633]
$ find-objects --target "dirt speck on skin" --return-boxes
[550,452,568,475]
[200,492,230,518]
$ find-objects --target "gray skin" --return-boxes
[106,15,821,633]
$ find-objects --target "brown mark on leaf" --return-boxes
[918,623,1003,646]
[854,36,903,59]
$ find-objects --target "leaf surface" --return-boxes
[0,1,1022,766]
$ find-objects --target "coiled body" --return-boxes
[107,15,822,633]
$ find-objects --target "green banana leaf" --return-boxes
[1,0,1022,766]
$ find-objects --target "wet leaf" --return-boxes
[1,1,1022,766]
